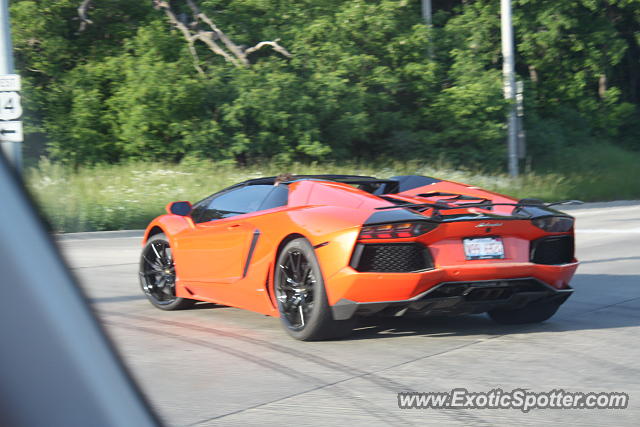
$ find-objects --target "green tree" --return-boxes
[9,0,640,168]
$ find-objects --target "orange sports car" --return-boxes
[139,175,579,340]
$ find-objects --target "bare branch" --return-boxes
[599,74,607,99]
[193,31,240,67]
[153,0,238,70]
[154,0,292,69]
[77,0,93,32]
[186,37,205,76]
[26,67,46,74]
[245,39,292,58]
[153,1,191,44]
[186,0,249,65]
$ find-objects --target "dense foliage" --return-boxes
[11,0,640,170]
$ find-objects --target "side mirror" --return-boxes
[166,201,192,216]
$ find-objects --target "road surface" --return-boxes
[57,202,640,426]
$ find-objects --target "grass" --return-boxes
[25,146,640,233]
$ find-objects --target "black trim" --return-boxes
[368,207,576,225]
[242,174,399,191]
[313,241,330,249]
[350,242,434,273]
[434,213,521,222]
[349,244,365,269]
[386,175,441,192]
[286,176,400,194]
[364,208,534,225]
[242,230,261,278]
[530,235,575,265]
[417,192,491,208]
[364,209,434,225]
[194,175,403,209]
[377,201,575,221]
[512,206,573,220]
[331,278,573,320]
[168,201,192,216]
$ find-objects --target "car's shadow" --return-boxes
[93,274,640,341]
[345,273,640,341]
[191,302,219,310]
[349,314,523,340]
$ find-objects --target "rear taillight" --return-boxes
[532,216,574,232]
[358,222,437,240]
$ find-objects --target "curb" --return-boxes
[55,229,145,241]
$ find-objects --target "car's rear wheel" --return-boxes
[488,299,561,324]
[275,238,355,340]
[139,233,195,310]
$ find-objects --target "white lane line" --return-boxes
[570,205,640,216]
[70,262,138,270]
[576,228,640,234]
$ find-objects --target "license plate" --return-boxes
[463,237,504,260]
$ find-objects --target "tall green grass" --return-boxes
[26,147,640,233]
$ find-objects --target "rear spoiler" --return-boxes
[375,200,583,220]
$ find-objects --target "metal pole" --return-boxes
[422,0,433,58]
[500,0,518,177]
[421,0,432,25]
[516,79,526,160]
[0,0,20,172]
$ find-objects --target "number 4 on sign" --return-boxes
[0,92,22,121]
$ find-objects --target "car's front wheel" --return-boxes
[274,238,355,340]
[488,299,561,325]
[139,233,195,310]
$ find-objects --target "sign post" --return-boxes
[0,0,21,172]
[422,0,433,58]
[500,0,518,178]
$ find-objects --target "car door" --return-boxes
[176,184,280,285]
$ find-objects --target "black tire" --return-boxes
[139,233,195,310]
[274,238,356,341]
[488,299,561,325]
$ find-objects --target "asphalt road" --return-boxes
[57,202,640,426]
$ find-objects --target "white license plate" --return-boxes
[463,237,504,260]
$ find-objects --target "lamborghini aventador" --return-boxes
[139,174,579,340]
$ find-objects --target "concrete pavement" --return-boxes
[56,201,640,426]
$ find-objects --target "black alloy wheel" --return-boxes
[276,247,317,330]
[275,238,355,340]
[139,233,194,310]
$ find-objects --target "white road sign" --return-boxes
[0,74,21,92]
[0,120,23,142]
[0,92,22,120]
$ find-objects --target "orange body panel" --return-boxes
[142,178,579,317]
